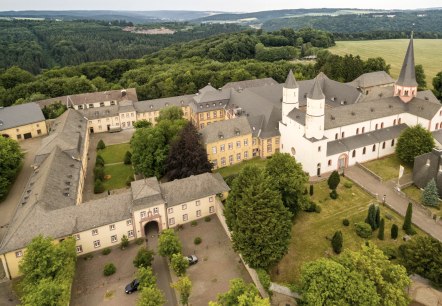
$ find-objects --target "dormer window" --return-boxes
[426,159,430,166]
[405,90,409,96]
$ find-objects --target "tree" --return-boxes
[327,170,340,190]
[433,71,442,100]
[124,151,132,165]
[399,236,442,286]
[396,125,435,165]
[171,276,192,306]
[391,224,399,239]
[156,106,184,122]
[365,204,377,230]
[137,267,157,290]
[415,64,427,90]
[133,119,152,129]
[137,287,166,306]
[265,153,309,216]
[133,247,155,268]
[355,222,372,238]
[171,253,189,276]
[0,136,24,199]
[422,178,440,207]
[165,122,212,181]
[378,218,385,240]
[209,278,269,306]
[97,139,106,150]
[337,243,410,306]
[331,231,343,254]
[94,166,105,181]
[158,229,182,259]
[228,165,292,269]
[20,277,64,306]
[121,234,129,249]
[94,179,105,194]
[301,258,380,306]
[375,206,380,230]
[403,202,415,235]
[0,66,34,89]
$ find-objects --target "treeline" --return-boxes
[334,31,442,41]
[0,20,243,73]
[263,10,442,34]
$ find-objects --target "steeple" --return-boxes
[394,33,418,103]
[305,77,325,140]
[308,77,325,100]
[284,69,299,89]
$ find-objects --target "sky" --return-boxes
[1,0,441,12]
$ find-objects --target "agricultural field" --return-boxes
[330,39,442,88]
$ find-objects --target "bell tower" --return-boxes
[394,33,417,103]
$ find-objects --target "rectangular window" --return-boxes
[209,196,214,202]
[196,210,201,217]
[244,139,248,146]
[318,146,321,152]
[153,207,159,214]
[111,235,118,243]
[183,214,188,221]
[196,200,200,206]
[200,123,204,129]
[17,134,22,140]
[199,113,204,120]
[212,159,218,168]
[221,157,226,166]
[74,234,80,240]
[94,240,101,248]
[244,151,249,158]
[220,144,225,152]
[76,245,83,254]
[275,138,280,145]
[15,251,23,258]
[212,146,217,154]
[209,206,215,213]
[128,230,134,237]
[100,102,105,107]
[92,229,98,236]
[236,141,241,148]
[126,219,132,226]
[109,224,115,231]
[213,111,217,118]
[267,144,272,153]
[37,129,42,135]
[182,204,187,210]
[169,218,175,225]
[229,155,233,164]
[140,211,146,218]
[252,138,257,145]
[207,113,210,119]
[89,104,94,108]
[228,143,233,150]
[236,153,241,161]
[168,207,173,214]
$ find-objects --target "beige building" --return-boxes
[0,103,47,140]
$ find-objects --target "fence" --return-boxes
[356,162,383,182]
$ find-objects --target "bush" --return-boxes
[327,171,340,190]
[120,235,129,249]
[305,201,317,212]
[309,184,314,196]
[391,224,399,239]
[94,179,105,194]
[126,175,134,187]
[314,204,322,213]
[191,220,197,227]
[97,139,106,150]
[330,189,338,199]
[194,237,202,245]
[344,181,353,188]
[331,231,343,254]
[204,216,211,222]
[102,248,111,255]
[355,222,372,238]
[342,219,350,226]
[96,155,105,167]
[124,151,132,165]
[103,263,116,276]
[377,218,385,240]
[224,174,238,187]
[133,247,154,268]
[135,237,145,245]
[256,269,271,294]
[94,165,105,181]
[382,246,398,260]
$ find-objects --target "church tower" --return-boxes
[282,69,299,124]
[305,77,325,140]
[394,33,418,103]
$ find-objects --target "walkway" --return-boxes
[345,166,442,242]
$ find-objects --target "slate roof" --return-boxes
[397,36,418,87]
[308,77,325,100]
[0,103,45,131]
[79,105,120,120]
[348,71,395,89]
[135,95,194,113]
[222,78,278,90]
[192,88,230,113]
[131,177,164,208]
[119,100,135,113]
[413,149,442,196]
[432,130,442,148]
[35,88,138,108]
[326,123,407,156]
[161,173,229,207]
[284,70,299,89]
[200,117,251,144]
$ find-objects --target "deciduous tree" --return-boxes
[415,64,427,90]
[209,278,270,306]
[171,253,189,276]
[133,119,152,129]
[396,125,435,165]
[156,106,183,122]
[137,287,166,306]
[171,276,192,306]
[0,136,23,199]
[137,267,157,290]
[158,229,182,260]
[433,71,442,100]
[133,247,154,268]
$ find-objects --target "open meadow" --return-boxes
[330,39,442,88]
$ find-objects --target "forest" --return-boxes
[0,20,243,73]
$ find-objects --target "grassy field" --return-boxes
[98,143,131,164]
[403,185,442,217]
[271,177,426,285]
[330,39,442,88]
[214,157,268,178]
[363,155,411,181]
[103,164,134,190]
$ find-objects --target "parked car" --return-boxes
[125,279,140,294]
[186,255,198,265]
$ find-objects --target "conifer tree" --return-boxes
[391,224,399,240]
[327,171,340,190]
[375,206,380,230]
[331,231,343,254]
[403,203,415,235]
[422,179,439,208]
[365,204,377,230]
[165,122,212,181]
[377,218,385,240]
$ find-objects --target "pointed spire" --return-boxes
[284,69,299,89]
[308,77,324,100]
[396,33,418,87]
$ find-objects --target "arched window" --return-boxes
[436,123,439,130]
[393,119,396,125]
[291,147,296,155]
[328,159,332,166]
[362,127,365,133]
[375,124,378,130]
[398,118,401,124]
[405,90,409,96]
[335,133,338,140]
[352,150,356,158]
[381,122,384,128]
[356,128,359,134]
[363,147,366,155]
[391,139,395,146]
[382,142,386,149]
[372,144,376,152]
[341,132,345,138]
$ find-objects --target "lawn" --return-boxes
[363,154,411,181]
[403,185,442,217]
[98,143,131,164]
[102,164,134,190]
[330,39,442,89]
[214,157,268,178]
[271,177,426,286]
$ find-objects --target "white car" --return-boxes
[186,255,198,265]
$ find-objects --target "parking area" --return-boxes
[176,216,252,305]
[70,243,141,306]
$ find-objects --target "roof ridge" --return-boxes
[284,69,299,89]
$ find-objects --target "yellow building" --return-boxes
[0,103,47,140]
[190,85,229,130]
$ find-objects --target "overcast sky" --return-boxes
[1,0,441,12]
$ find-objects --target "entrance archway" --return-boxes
[338,153,348,170]
[317,163,321,176]
[144,220,159,237]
